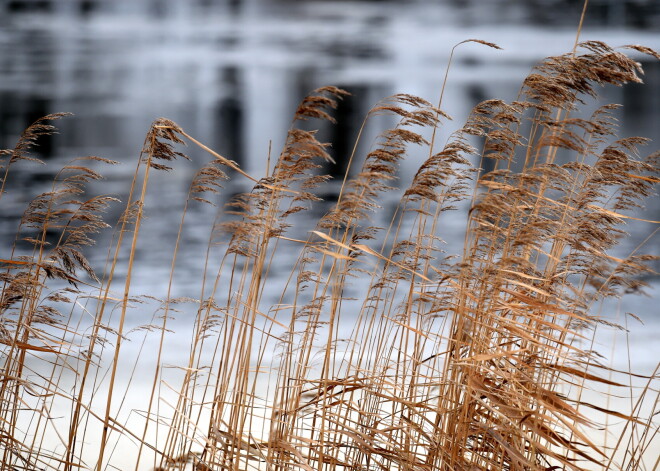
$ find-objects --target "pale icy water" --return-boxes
[1,2,659,469]
[1,0,658,330]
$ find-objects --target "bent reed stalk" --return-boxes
[0,41,659,471]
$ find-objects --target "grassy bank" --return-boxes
[1,39,659,471]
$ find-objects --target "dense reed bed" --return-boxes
[1,40,659,471]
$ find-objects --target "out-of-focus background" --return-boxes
[0,0,658,368]
[1,0,658,173]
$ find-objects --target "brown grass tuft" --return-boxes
[0,43,658,471]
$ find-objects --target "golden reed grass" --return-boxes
[1,40,659,471]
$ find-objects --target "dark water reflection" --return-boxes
[1,0,659,356]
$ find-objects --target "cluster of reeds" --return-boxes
[0,40,659,471]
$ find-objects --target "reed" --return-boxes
[0,40,658,471]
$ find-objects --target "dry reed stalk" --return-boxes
[0,43,658,471]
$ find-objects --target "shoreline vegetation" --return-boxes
[1,39,659,470]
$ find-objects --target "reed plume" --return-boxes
[0,42,658,471]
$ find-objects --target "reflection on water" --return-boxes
[1,1,659,289]
[2,3,659,268]
[2,1,659,171]
[1,0,659,308]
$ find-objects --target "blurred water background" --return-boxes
[0,1,659,467]
[2,2,658,276]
